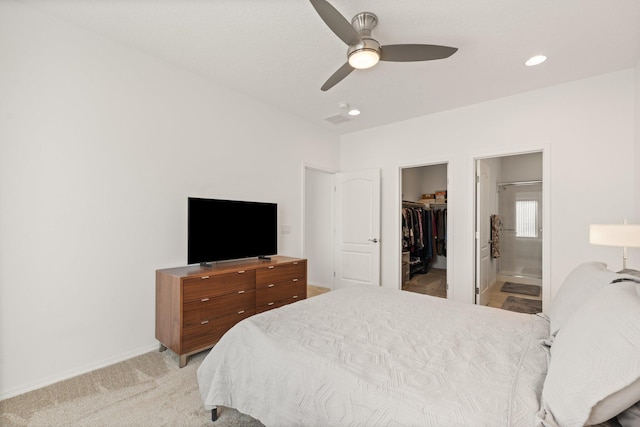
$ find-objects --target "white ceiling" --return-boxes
[23,0,640,135]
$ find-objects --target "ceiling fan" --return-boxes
[309,0,458,91]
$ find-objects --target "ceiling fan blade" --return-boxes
[321,62,355,91]
[309,0,362,46]
[380,44,458,62]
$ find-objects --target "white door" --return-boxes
[476,160,491,305]
[334,169,381,288]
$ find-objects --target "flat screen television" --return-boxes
[188,197,277,265]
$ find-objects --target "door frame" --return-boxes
[302,164,336,289]
[472,146,551,310]
[397,159,452,296]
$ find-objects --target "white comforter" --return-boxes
[197,286,549,426]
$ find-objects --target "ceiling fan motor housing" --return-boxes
[351,11,378,36]
[348,38,381,58]
[348,12,381,64]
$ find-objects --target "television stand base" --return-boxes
[258,256,271,261]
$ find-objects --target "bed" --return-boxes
[197,262,640,427]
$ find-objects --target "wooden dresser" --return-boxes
[156,256,307,367]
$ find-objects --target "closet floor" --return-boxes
[402,268,447,298]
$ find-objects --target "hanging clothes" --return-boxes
[402,205,431,276]
[402,203,447,276]
[434,208,447,257]
[490,214,502,258]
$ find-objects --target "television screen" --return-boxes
[188,197,277,264]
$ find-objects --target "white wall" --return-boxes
[421,164,448,198]
[401,167,423,201]
[500,152,542,182]
[341,69,636,305]
[401,164,448,203]
[0,2,340,399]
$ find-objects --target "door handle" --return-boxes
[368,238,379,243]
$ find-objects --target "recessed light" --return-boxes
[338,102,361,117]
[525,55,547,67]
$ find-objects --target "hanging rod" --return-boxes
[497,180,542,187]
[402,200,425,207]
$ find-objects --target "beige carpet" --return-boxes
[402,268,447,298]
[0,350,263,427]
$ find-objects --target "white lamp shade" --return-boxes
[589,224,640,248]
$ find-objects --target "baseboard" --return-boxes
[0,343,159,401]
[307,281,332,289]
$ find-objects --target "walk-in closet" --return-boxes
[401,163,448,298]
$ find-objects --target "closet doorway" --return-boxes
[400,163,448,299]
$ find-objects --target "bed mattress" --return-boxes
[197,286,549,426]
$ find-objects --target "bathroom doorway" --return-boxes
[475,152,543,313]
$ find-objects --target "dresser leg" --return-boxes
[159,343,167,352]
[179,354,187,368]
[211,407,218,422]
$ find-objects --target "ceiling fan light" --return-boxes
[348,49,380,69]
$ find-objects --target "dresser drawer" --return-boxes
[256,294,304,313]
[256,261,306,288]
[183,270,255,302]
[182,309,254,353]
[183,289,255,328]
[256,281,306,309]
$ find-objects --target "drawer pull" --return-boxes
[268,284,275,288]
[237,310,245,315]
[200,320,209,325]
[292,278,299,282]
[238,270,245,274]
[201,276,210,279]
[201,298,210,302]
[267,302,274,306]
[238,290,245,294]
[293,262,298,265]
[293,295,298,299]
[268,266,275,269]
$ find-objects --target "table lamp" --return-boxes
[589,220,640,270]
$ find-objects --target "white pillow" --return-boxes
[547,262,626,337]
[539,282,640,426]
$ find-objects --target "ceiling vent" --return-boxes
[324,114,351,124]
